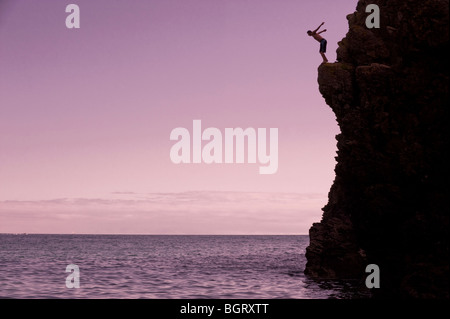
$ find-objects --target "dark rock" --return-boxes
[304,0,449,298]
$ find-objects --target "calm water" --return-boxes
[0,234,366,299]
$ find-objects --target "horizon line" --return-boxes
[0,232,309,236]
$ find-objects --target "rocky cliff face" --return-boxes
[305,0,449,298]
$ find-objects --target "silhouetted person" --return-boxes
[307,22,328,63]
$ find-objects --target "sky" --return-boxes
[0,0,357,234]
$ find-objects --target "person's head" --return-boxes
[307,30,313,36]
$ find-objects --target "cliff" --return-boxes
[304,0,449,298]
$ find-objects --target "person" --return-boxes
[307,22,328,63]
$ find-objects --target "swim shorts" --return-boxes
[319,39,327,53]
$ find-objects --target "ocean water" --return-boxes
[0,234,366,299]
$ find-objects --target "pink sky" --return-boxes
[0,0,357,234]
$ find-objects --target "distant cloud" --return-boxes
[0,191,327,235]
[111,191,137,195]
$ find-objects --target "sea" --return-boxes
[0,234,368,299]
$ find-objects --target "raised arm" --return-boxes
[312,22,325,33]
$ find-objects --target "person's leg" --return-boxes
[319,39,328,63]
